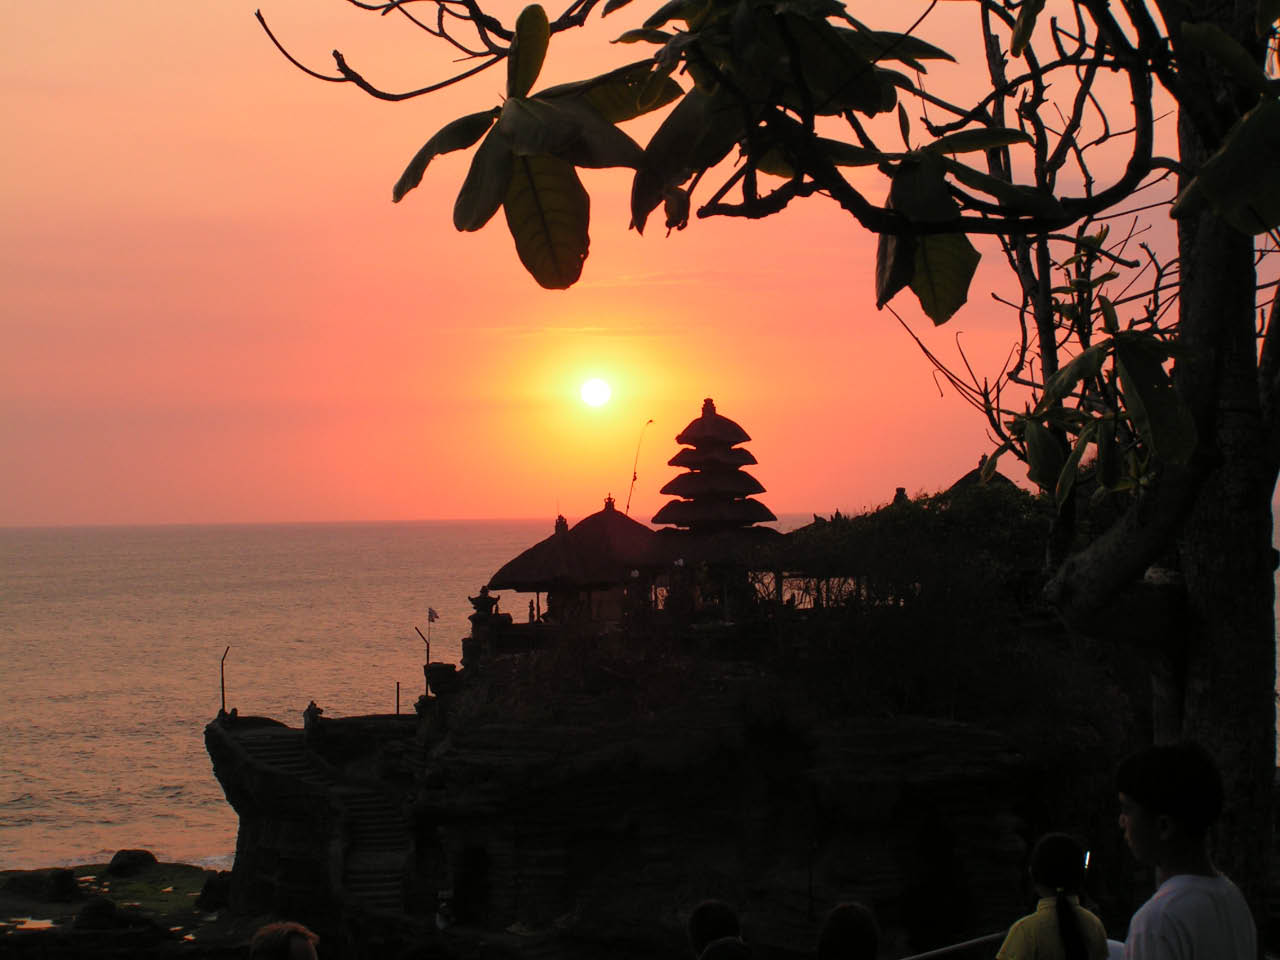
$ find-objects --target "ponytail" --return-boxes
[1028,834,1090,960]
[1053,888,1088,960]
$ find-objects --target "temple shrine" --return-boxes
[652,397,776,532]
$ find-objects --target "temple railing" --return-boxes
[895,932,1003,960]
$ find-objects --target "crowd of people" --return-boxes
[249,742,1258,960]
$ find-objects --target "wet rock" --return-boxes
[106,848,157,876]
[195,869,231,910]
[73,895,167,933]
[74,896,122,929]
[1,867,80,902]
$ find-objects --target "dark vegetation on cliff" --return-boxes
[430,477,1150,948]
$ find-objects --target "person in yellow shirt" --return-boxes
[997,833,1109,960]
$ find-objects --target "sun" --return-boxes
[580,378,611,407]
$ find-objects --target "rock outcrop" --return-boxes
[409,659,1028,958]
[208,655,1036,959]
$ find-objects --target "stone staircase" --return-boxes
[235,727,332,787]
[339,788,413,912]
[227,724,413,915]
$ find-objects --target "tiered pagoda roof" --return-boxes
[652,398,776,532]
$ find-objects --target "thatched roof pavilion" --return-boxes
[489,497,659,592]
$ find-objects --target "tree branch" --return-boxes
[1258,291,1280,471]
[1045,460,1208,628]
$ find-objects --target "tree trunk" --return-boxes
[1173,102,1276,925]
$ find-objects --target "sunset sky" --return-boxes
[2,1,1179,526]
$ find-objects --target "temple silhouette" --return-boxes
[205,397,1054,959]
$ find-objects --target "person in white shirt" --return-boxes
[1115,742,1256,959]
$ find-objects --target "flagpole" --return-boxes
[625,419,654,516]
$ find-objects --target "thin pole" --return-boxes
[396,681,400,715]
[220,646,230,714]
[624,419,654,516]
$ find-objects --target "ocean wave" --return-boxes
[2,520,527,869]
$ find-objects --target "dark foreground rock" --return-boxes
[0,858,259,959]
[106,849,158,877]
[1,868,80,903]
[206,654,1046,960]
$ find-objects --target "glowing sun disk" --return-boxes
[581,378,611,407]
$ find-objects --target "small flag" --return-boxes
[427,607,439,622]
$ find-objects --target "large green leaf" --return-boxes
[500,97,644,168]
[910,232,981,324]
[888,151,958,221]
[644,0,707,30]
[1095,415,1118,488]
[453,126,515,232]
[927,127,1033,154]
[1180,22,1271,95]
[507,5,550,99]
[782,15,896,116]
[538,61,682,123]
[1055,419,1099,508]
[499,98,576,157]
[980,441,1013,483]
[630,88,743,232]
[1011,0,1046,57]
[1113,334,1197,464]
[394,109,499,203]
[875,230,916,309]
[839,26,955,72]
[613,28,675,44]
[875,151,960,310]
[731,0,789,94]
[822,139,881,166]
[1171,98,1280,234]
[1024,418,1066,493]
[503,154,590,289]
[1036,341,1111,414]
[756,137,880,178]
[943,158,1064,217]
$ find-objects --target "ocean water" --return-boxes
[3,518,1273,873]
[0,521,549,871]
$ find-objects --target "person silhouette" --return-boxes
[1117,742,1255,959]
[996,833,1107,960]
[817,902,879,960]
[468,585,499,618]
[686,900,740,959]
[249,922,319,960]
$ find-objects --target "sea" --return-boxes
[2,518,1273,874]
[0,520,555,871]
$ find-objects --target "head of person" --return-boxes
[1026,834,1091,960]
[1029,833,1086,895]
[699,936,752,960]
[250,921,320,960]
[816,902,879,960]
[687,901,741,959]
[1116,741,1223,866]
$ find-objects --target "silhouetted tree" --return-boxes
[256,0,1280,924]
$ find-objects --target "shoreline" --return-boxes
[0,855,257,955]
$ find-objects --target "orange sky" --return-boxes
[1,2,1180,526]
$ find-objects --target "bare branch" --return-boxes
[255,9,504,97]
[255,11,348,83]
[331,48,503,100]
